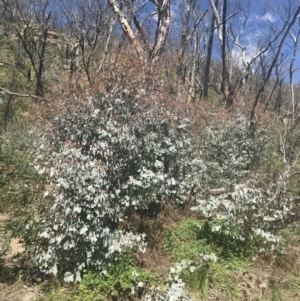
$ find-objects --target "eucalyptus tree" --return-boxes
[108,0,171,64]
[204,0,252,102]
[208,0,230,103]
[264,6,300,166]
[287,17,300,123]
[203,0,217,98]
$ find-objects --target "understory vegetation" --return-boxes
[1,90,300,301]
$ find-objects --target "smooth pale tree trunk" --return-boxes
[220,0,231,104]
[177,0,192,101]
[188,53,197,103]
[108,0,145,61]
[96,19,116,74]
[203,0,218,98]
[108,0,170,65]
[288,30,299,124]
[209,0,231,104]
[178,0,192,62]
[177,1,207,101]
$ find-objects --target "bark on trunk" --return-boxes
[108,0,145,61]
[179,0,192,62]
[149,0,171,63]
[220,0,231,104]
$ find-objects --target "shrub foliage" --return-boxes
[31,95,293,291]
[33,95,192,281]
[191,118,293,253]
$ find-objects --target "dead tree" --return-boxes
[108,0,171,64]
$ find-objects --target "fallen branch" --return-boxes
[0,87,49,102]
[207,187,227,195]
[197,187,227,196]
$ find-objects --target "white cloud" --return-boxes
[259,12,277,23]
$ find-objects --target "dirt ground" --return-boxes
[0,214,25,256]
[0,214,33,301]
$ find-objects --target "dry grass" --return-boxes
[0,282,37,301]
[230,224,300,301]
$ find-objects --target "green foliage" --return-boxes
[193,116,268,191]
[186,117,294,255]
[164,218,248,299]
[39,283,77,301]
[196,220,258,258]
[180,265,210,298]
[0,37,17,50]
[286,160,300,198]
[192,184,292,253]
[0,122,43,257]
[0,123,39,281]
[165,218,255,262]
[145,260,197,301]
[165,219,213,262]
[179,261,241,300]
[76,253,158,301]
[36,277,77,301]
[209,262,241,298]
[264,152,285,181]
[269,281,283,301]
[42,292,76,301]
[0,123,37,208]
[0,239,10,282]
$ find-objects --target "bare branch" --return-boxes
[226,8,241,21]
[185,10,208,47]
[209,0,222,43]
[250,5,300,131]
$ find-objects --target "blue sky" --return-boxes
[242,1,300,82]
[244,0,300,82]
[166,0,300,82]
[49,0,300,83]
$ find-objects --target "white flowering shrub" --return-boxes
[33,95,192,281]
[29,94,293,288]
[187,117,294,254]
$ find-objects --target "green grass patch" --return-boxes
[164,218,250,299]
[165,218,257,261]
[75,252,159,301]
[164,218,213,262]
